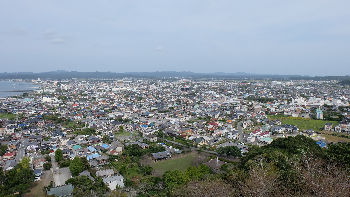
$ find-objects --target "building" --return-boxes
[316,108,323,120]
[103,175,125,190]
[47,184,74,197]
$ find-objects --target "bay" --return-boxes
[0,80,39,98]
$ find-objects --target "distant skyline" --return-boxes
[1,0,350,75]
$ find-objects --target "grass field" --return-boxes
[267,115,338,131]
[150,152,206,176]
[0,113,16,120]
[321,134,350,143]
[114,131,132,137]
[319,131,350,143]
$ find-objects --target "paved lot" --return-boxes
[51,154,72,186]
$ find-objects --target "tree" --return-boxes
[66,175,109,196]
[217,146,241,157]
[69,157,88,176]
[44,162,52,170]
[123,144,144,157]
[140,166,153,175]
[55,149,63,162]
[163,170,190,190]
[102,135,112,144]
[0,144,7,156]
[326,142,350,169]
[45,155,51,162]
[1,158,35,196]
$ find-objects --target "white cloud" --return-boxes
[50,38,65,44]
[155,45,164,52]
[42,29,66,44]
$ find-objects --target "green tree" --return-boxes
[217,146,242,157]
[0,144,8,156]
[163,170,190,190]
[69,157,88,176]
[1,158,35,196]
[326,142,350,169]
[66,175,109,196]
[123,144,144,157]
[44,162,52,170]
[102,135,112,144]
[55,149,63,162]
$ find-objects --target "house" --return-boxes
[324,123,333,131]
[96,155,109,165]
[86,153,100,161]
[316,140,327,148]
[34,169,43,177]
[96,169,114,177]
[151,151,171,161]
[3,159,17,171]
[47,184,74,197]
[194,137,208,147]
[103,175,125,190]
[79,170,94,181]
[2,151,15,160]
[144,134,158,142]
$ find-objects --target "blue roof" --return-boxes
[101,144,109,149]
[86,153,100,160]
[87,146,97,152]
[316,140,327,148]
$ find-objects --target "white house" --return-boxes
[103,175,125,190]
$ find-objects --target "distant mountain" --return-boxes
[0,71,349,80]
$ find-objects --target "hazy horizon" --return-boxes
[1,1,350,75]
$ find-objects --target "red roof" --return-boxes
[3,152,15,157]
[209,122,218,126]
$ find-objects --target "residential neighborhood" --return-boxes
[1,78,350,196]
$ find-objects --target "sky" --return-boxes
[0,0,350,75]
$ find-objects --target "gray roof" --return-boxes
[103,175,124,183]
[151,151,171,160]
[47,184,74,197]
[96,169,114,177]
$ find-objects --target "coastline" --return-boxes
[0,80,40,98]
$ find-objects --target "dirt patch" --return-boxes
[24,170,53,197]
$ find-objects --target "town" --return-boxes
[1,78,350,196]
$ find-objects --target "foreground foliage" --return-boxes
[0,157,35,196]
[135,136,350,197]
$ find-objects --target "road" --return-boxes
[51,154,72,187]
[237,121,244,142]
[15,139,28,162]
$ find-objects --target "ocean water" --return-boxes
[0,81,39,98]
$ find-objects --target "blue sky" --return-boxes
[0,0,350,75]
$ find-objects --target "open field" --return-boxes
[319,131,350,143]
[267,115,338,131]
[0,113,16,120]
[149,152,208,176]
[114,131,132,137]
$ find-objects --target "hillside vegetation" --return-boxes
[136,136,350,197]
